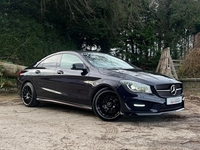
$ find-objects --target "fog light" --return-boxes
[134,104,145,107]
[150,109,158,112]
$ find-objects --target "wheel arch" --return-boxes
[21,80,39,107]
[91,84,122,121]
[90,83,119,104]
[20,80,35,96]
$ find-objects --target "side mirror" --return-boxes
[71,63,88,75]
[72,63,85,70]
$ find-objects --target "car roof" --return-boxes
[53,50,101,55]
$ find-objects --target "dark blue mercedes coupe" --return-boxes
[17,51,184,121]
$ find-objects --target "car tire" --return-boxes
[92,88,121,121]
[21,82,39,107]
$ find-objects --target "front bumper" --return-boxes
[135,108,184,116]
[117,87,185,116]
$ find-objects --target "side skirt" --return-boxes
[37,98,92,110]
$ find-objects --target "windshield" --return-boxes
[82,52,135,69]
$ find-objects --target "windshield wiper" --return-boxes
[108,67,132,70]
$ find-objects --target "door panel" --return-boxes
[53,53,90,105]
[31,54,61,99]
[54,69,90,105]
[31,68,58,99]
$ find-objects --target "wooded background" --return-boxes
[1,0,200,70]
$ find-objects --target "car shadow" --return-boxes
[117,113,187,126]
[38,101,186,124]
[38,101,95,117]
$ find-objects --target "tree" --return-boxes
[150,0,200,58]
[1,0,200,69]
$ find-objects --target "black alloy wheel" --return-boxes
[93,88,121,121]
[21,82,39,107]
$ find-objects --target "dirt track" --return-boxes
[0,93,200,150]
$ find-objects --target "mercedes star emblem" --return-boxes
[170,85,177,96]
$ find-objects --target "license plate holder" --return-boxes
[167,96,182,105]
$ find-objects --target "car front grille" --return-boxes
[156,83,183,97]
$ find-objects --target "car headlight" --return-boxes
[120,80,152,94]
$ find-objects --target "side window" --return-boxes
[60,54,83,69]
[37,55,60,68]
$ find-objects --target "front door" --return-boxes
[54,53,90,105]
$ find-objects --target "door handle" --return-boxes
[35,70,41,74]
[57,70,64,74]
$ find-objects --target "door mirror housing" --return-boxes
[72,63,85,70]
[71,63,88,75]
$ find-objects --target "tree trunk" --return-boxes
[194,32,200,48]
[0,62,26,78]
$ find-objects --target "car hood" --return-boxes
[98,69,180,85]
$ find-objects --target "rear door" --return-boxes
[54,53,90,105]
[31,54,61,99]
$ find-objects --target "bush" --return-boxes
[178,48,200,78]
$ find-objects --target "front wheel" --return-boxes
[93,88,121,121]
[21,82,39,107]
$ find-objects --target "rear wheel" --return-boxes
[93,88,121,121]
[21,82,39,107]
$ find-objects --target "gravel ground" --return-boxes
[0,93,200,150]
